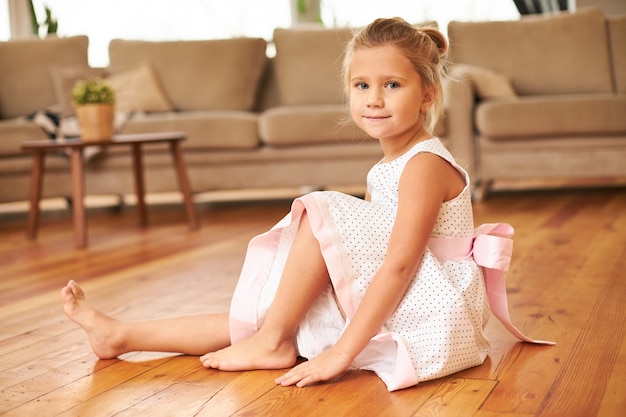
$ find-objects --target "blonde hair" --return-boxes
[342,17,448,133]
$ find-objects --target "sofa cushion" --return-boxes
[50,65,110,117]
[273,27,354,106]
[0,35,89,119]
[0,119,49,156]
[108,38,267,112]
[260,105,446,146]
[449,64,516,99]
[106,64,173,113]
[119,111,260,149]
[448,8,613,96]
[476,94,626,140]
[259,105,370,146]
[608,14,626,94]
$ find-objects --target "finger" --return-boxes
[275,365,309,386]
[295,375,319,388]
[275,371,300,386]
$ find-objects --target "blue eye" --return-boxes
[355,82,368,90]
[386,81,400,89]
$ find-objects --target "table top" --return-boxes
[21,131,187,151]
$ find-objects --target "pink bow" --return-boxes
[429,223,555,345]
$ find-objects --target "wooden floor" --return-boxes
[0,186,624,417]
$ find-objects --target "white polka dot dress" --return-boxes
[228,138,490,391]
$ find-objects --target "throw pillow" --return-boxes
[50,65,109,117]
[451,64,517,99]
[106,63,173,113]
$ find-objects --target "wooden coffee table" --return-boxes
[21,132,199,248]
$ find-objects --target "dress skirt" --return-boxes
[228,190,491,391]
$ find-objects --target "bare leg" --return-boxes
[62,280,231,359]
[201,211,330,371]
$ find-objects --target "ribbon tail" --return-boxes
[483,268,555,345]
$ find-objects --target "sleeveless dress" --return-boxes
[228,138,551,391]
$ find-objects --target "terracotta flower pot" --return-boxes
[75,104,115,142]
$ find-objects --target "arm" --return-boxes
[277,152,465,387]
[331,153,462,360]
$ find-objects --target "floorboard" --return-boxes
[0,186,624,416]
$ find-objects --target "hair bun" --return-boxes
[420,27,448,57]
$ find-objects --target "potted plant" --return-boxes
[72,77,116,141]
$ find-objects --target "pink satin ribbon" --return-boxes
[429,223,555,345]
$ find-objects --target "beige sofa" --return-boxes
[445,7,626,199]
[0,29,381,204]
[5,8,621,206]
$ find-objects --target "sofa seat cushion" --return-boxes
[118,111,260,150]
[0,119,49,156]
[0,35,90,119]
[259,105,370,146]
[108,38,267,112]
[476,94,626,140]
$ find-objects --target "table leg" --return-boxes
[69,148,88,248]
[169,140,199,229]
[26,152,45,239]
[131,143,147,227]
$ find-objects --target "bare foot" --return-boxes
[61,280,126,359]
[200,332,297,371]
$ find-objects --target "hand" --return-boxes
[275,347,353,388]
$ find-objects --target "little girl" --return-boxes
[62,17,551,391]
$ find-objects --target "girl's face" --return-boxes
[348,45,434,142]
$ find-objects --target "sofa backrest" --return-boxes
[0,35,89,119]
[272,27,354,106]
[108,38,267,112]
[448,7,614,96]
[608,14,626,94]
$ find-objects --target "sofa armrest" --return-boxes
[442,74,477,181]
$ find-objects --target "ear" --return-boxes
[420,86,437,114]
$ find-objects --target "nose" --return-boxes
[366,87,383,108]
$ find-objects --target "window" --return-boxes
[321,0,518,30]
[4,0,518,67]
[0,0,9,40]
[12,0,292,66]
